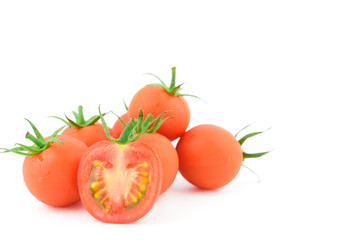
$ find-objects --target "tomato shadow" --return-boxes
[138,184,225,224]
[183,186,222,194]
[170,183,224,195]
[45,201,85,213]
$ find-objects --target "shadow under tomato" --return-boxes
[170,183,225,195]
[45,201,85,212]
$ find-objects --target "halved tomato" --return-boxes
[78,140,162,223]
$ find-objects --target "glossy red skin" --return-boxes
[176,124,243,189]
[78,140,162,223]
[61,123,111,147]
[23,135,88,207]
[128,85,191,141]
[137,133,179,194]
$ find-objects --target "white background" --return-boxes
[0,0,362,239]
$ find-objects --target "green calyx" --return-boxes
[123,99,129,111]
[99,106,168,145]
[147,67,199,98]
[235,123,271,160]
[134,109,169,134]
[51,105,104,128]
[0,119,65,156]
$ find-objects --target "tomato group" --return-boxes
[78,140,162,223]
[1,67,269,224]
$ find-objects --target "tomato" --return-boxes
[136,133,178,194]
[176,124,242,189]
[176,124,269,189]
[78,140,162,223]
[23,135,88,206]
[128,67,192,141]
[1,119,88,207]
[62,122,110,147]
[52,105,111,147]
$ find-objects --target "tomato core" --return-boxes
[88,146,151,213]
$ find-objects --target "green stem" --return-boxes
[169,67,176,89]
[147,67,199,98]
[52,105,103,128]
[123,99,129,111]
[25,118,45,142]
[237,126,270,160]
[119,120,136,144]
[1,119,64,156]
[243,151,270,159]
[77,106,86,125]
[136,109,143,133]
[25,132,45,148]
[98,106,117,142]
[242,164,262,183]
[99,107,167,145]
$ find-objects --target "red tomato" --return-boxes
[78,140,162,223]
[62,122,111,147]
[136,133,179,194]
[127,67,192,141]
[128,85,190,141]
[176,124,243,189]
[23,135,88,207]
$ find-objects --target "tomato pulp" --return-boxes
[78,140,162,223]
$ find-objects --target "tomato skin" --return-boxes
[78,140,162,223]
[111,113,132,139]
[176,124,243,189]
[23,135,88,207]
[136,133,179,194]
[128,85,191,141]
[61,123,111,147]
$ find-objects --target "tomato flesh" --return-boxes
[88,148,150,212]
[78,141,162,223]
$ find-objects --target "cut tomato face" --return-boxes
[78,140,162,223]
